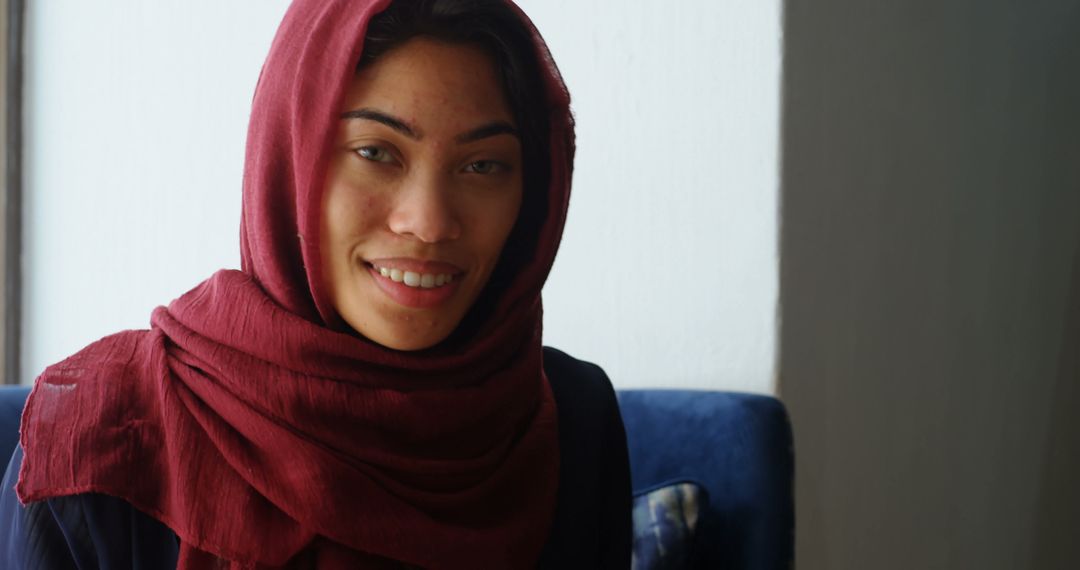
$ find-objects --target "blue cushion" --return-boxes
[617,390,794,569]
[0,386,30,463]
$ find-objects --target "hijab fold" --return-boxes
[17,0,575,567]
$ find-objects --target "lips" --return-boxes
[365,258,464,309]
[373,265,455,289]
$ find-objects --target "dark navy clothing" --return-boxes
[0,348,631,569]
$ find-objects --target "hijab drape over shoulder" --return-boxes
[17,0,575,567]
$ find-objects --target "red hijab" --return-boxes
[17,0,575,567]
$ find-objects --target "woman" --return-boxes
[0,0,631,568]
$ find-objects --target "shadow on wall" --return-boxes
[1029,241,1080,569]
[777,0,1080,569]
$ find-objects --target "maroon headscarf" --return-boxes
[16,0,575,567]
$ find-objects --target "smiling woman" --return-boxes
[322,38,524,350]
[0,0,630,568]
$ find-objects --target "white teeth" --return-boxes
[373,264,455,289]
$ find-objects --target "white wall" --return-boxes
[22,1,290,383]
[519,1,781,392]
[22,0,782,393]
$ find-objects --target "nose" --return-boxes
[386,173,462,243]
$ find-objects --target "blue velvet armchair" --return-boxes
[0,385,793,569]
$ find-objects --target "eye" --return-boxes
[463,160,507,174]
[355,145,395,163]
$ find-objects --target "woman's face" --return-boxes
[321,38,524,351]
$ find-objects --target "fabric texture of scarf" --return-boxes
[16,0,575,568]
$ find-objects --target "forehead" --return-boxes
[340,37,513,124]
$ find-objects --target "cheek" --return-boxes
[324,185,384,249]
[470,189,524,261]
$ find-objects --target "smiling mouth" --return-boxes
[362,257,465,308]
[368,262,456,289]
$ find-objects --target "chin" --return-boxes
[376,334,445,352]
[342,313,456,352]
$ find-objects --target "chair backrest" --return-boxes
[0,385,794,569]
[0,386,31,464]
[617,390,794,570]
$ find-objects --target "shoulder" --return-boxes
[25,329,161,427]
[18,329,169,506]
[541,346,624,443]
[0,445,179,569]
[0,445,77,568]
[541,346,623,444]
[537,347,632,568]
[542,346,618,409]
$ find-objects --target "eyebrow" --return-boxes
[340,107,518,144]
[341,108,419,139]
[454,121,519,144]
